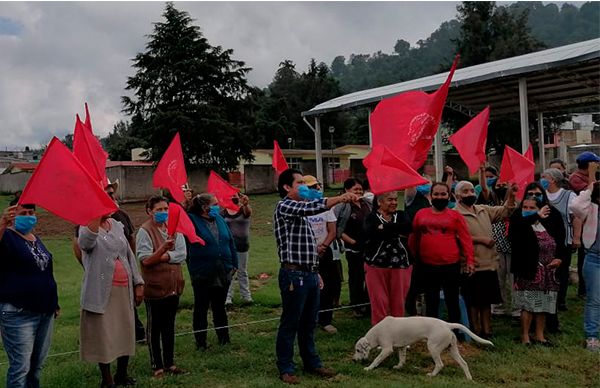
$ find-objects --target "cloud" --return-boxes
[0,1,574,149]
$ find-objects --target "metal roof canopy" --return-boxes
[301,38,600,184]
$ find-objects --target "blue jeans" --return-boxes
[583,251,600,339]
[0,304,54,388]
[276,268,322,375]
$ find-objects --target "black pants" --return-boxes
[145,295,179,370]
[318,248,343,326]
[345,251,369,311]
[422,263,461,324]
[192,278,230,348]
[405,262,424,316]
[578,246,587,296]
[557,246,573,307]
[134,308,145,342]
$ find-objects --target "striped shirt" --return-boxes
[274,197,329,266]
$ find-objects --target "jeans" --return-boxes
[227,251,252,302]
[191,278,230,348]
[145,296,179,370]
[0,304,54,388]
[318,248,342,327]
[276,268,322,375]
[583,251,600,339]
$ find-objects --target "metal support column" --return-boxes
[434,131,444,181]
[537,112,546,171]
[367,107,373,147]
[314,117,324,185]
[519,78,530,153]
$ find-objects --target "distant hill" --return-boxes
[331,1,600,94]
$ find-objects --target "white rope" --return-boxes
[0,303,371,366]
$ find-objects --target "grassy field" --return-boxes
[0,193,598,387]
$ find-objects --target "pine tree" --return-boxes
[121,2,254,172]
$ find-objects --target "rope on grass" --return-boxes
[0,302,372,366]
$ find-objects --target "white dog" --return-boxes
[353,316,493,380]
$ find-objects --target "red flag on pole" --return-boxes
[167,202,205,245]
[448,106,490,175]
[207,171,240,212]
[153,133,188,203]
[498,145,536,198]
[363,144,429,195]
[19,137,117,225]
[84,102,92,131]
[523,143,535,182]
[73,114,109,188]
[370,55,459,170]
[272,140,289,174]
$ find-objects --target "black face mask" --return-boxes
[461,195,477,207]
[431,198,449,211]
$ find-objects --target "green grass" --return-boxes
[0,194,598,387]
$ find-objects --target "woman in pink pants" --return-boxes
[364,191,413,325]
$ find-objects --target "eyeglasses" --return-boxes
[526,191,542,197]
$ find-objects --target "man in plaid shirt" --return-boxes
[274,169,357,384]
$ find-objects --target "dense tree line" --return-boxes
[104,1,599,171]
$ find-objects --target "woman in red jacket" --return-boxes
[410,182,475,324]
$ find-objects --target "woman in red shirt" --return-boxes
[410,182,475,324]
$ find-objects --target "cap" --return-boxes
[303,175,319,187]
[576,151,600,164]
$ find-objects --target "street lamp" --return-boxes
[328,126,335,185]
[287,137,292,149]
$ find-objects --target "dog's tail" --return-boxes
[446,323,494,346]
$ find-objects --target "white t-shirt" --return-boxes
[306,210,337,246]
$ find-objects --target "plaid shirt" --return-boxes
[274,197,329,266]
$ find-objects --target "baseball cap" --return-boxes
[576,151,600,163]
[303,175,319,187]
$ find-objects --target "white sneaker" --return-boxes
[225,299,232,306]
[321,325,338,334]
[585,337,600,352]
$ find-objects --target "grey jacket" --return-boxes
[78,219,144,314]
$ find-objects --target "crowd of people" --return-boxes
[0,151,598,387]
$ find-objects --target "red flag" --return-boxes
[84,102,92,131]
[167,202,205,245]
[19,137,117,225]
[73,114,109,187]
[448,106,490,175]
[498,145,536,198]
[523,143,535,182]
[153,133,188,203]
[363,144,429,195]
[272,140,289,174]
[370,56,459,169]
[207,171,240,212]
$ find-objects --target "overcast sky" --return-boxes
[0,1,582,149]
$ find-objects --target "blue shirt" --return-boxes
[0,229,58,314]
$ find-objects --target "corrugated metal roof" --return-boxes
[303,38,600,117]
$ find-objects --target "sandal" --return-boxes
[152,369,164,379]
[167,366,189,375]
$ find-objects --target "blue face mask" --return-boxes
[298,185,323,200]
[416,184,431,196]
[153,211,168,224]
[14,215,37,234]
[486,177,498,188]
[208,205,221,217]
[522,210,538,218]
[539,178,550,190]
